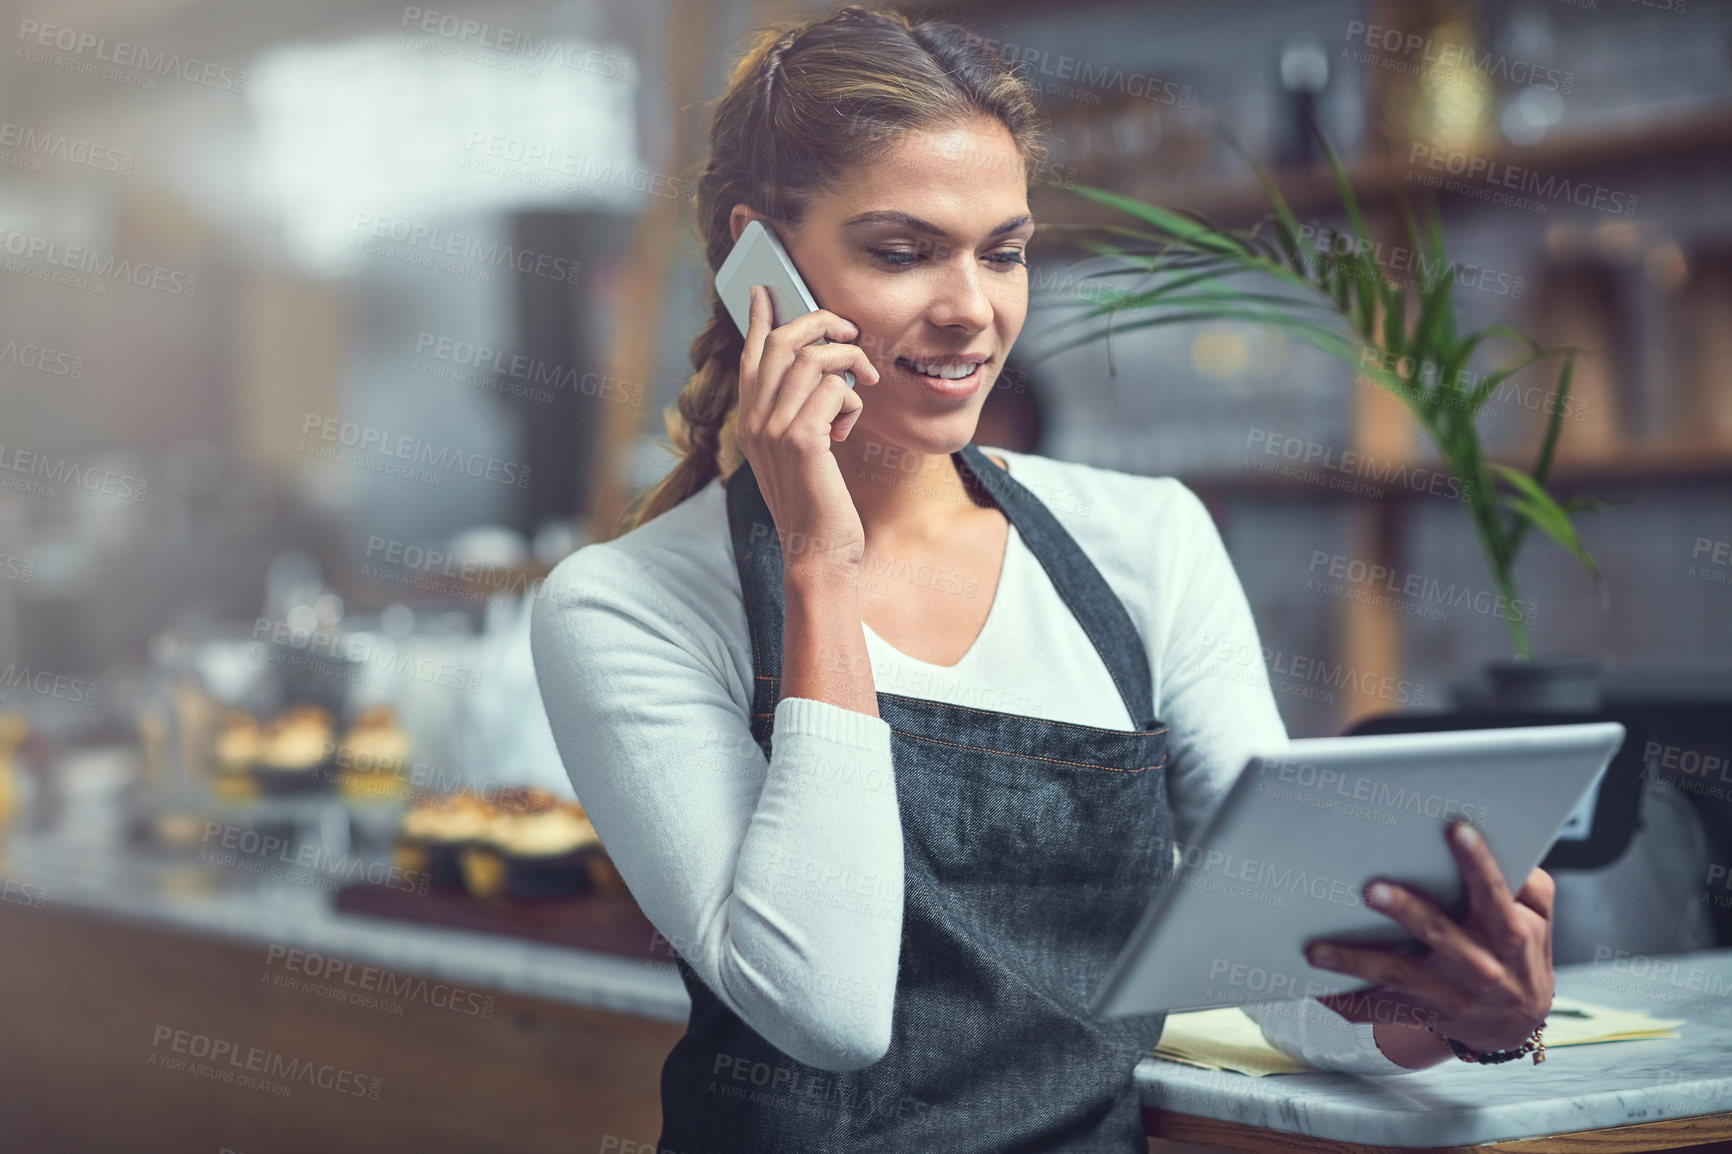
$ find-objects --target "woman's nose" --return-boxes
[927,258,993,332]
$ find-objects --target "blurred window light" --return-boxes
[1279,33,1329,95]
[1501,88,1564,146]
[247,32,640,277]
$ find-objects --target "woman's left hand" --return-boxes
[1307,820,1555,1055]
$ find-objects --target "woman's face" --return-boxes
[730,114,1033,462]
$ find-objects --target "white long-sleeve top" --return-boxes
[529,446,1404,1075]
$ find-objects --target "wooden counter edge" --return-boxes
[1144,1105,1732,1153]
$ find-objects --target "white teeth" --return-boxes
[904,358,978,380]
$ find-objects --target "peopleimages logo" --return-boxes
[972,36,1192,107]
[1343,20,1573,94]
[15,19,249,92]
[1307,550,1537,626]
[350,212,582,285]
[399,7,631,78]
[1244,427,1473,502]
[463,132,684,202]
[1198,630,1427,707]
[708,1047,934,1125]
[362,534,548,604]
[0,120,134,174]
[1171,840,1369,909]
[264,945,497,1019]
[2,878,48,909]
[0,337,84,378]
[1358,348,1591,425]
[201,819,432,894]
[298,413,531,489]
[0,664,99,706]
[413,331,643,406]
[1591,946,1732,995]
[1645,739,1732,803]
[1406,143,1638,218]
[250,615,484,695]
[1294,222,1526,299]
[0,444,148,503]
[0,226,199,296]
[1689,537,1731,589]
[1255,754,1491,825]
[149,1026,381,1099]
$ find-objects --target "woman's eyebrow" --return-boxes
[841,210,1034,237]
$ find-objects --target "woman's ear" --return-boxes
[729,204,762,244]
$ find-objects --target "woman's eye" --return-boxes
[870,248,919,268]
[868,248,1028,269]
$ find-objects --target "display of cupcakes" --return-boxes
[210,710,265,801]
[492,788,603,899]
[253,705,337,795]
[395,792,493,891]
[455,793,515,898]
[393,786,618,901]
[335,705,413,803]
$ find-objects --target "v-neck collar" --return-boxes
[860,518,1019,671]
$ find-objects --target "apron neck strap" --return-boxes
[726,444,1159,756]
[953,444,1156,731]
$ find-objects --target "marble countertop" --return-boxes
[1135,948,1732,1147]
[9,818,1731,1147]
[0,822,692,1024]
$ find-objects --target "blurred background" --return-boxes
[1,0,1729,1150]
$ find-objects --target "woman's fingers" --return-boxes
[763,343,874,440]
[1304,827,1558,1053]
[802,373,864,443]
[727,286,871,571]
[1446,821,1529,959]
[738,284,771,417]
[1361,879,1507,989]
[1515,868,1557,922]
[749,306,874,426]
[1305,939,1471,1016]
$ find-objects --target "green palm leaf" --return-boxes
[1050,121,1612,657]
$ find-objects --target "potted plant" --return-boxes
[1030,130,1612,708]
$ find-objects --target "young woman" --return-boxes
[531,7,1556,1150]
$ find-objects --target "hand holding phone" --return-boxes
[727,252,882,721]
[726,224,878,577]
[715,220,856,389]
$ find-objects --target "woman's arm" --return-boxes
[735,279,881,719]
[782,554,878,714]
[1154,484,1411,1073]
[1153,482,1291,849]
[530,544,902,1072]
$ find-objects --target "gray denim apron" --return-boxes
[657,443,1174,1152]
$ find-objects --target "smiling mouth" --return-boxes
[895,356,988,380]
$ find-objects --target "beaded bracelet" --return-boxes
[1427,1021,1547,1065]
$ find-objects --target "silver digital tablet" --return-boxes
[1090,722,1626,1018]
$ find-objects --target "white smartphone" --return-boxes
[714,219,856,388]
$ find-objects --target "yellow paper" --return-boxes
[1150,996,1683,1078]
[1153,1005,1313,1077]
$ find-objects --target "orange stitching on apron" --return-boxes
[891,730,1165,773]
[880,695,1168,739]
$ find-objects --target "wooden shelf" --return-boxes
[1183,441,1732,502]
[1034,104,1732,241]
